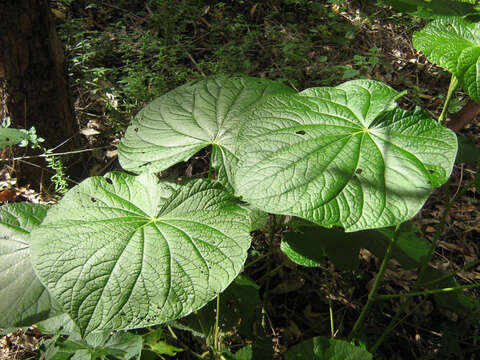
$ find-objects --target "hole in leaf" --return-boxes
[428,169,435,174]
[91,197,96,202]
[356,169,362,175]
[296,130,306,135]
[105,178,113,184]
[5,138,9,141]
[427,181,432,185]
[134,128,138,132]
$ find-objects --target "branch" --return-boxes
[447,99,480,131]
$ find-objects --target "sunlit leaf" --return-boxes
[413,17,480,104]
[235,80,457,231]
[118,76,294,191]
[31,172,252,335]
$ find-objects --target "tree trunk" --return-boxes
[0,0,76,187]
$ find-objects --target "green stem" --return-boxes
[347,224,401,341]
[214,293,221,351]
[371,181,474,352]
[166,325,204,359]
[244,249,273,269]
[418,259,480,287]
[329,301,334,338]
[438,75,459,124]
[376,283,480,299]
[324,270,335,338]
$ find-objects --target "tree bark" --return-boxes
[0,0,76,186]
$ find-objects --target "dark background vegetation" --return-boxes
[1,0,479,359]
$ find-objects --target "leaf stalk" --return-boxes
[438,75,459,124]
[347,224,401,341]
[214,293,221,351]
[371,181,475,352]
[376,283,480,300]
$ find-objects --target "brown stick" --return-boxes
[447,100,480,131]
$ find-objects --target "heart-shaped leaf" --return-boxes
[413,18,480,104]
[285,336,372,360]
[234,80,457,231]
[0,203,61,327]
[117,76,294,191]
[31,172,252,335]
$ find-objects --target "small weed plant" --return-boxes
[1,6,480,359]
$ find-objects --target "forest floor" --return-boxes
[1,1,479,359]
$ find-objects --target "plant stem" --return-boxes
[9,145,110,160]
[418,258,480,287]
[166,325,204,359]
[371,181,474,352]
[329,301,335,338]
[438,75,459,124]
[347,224,401,341]
[376,283,480,299]
[214,293,221,351]
[324,269,335,338]
[244,249,273,269]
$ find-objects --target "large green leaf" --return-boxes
[117,76,294,190]
[413,18,480,104]
[30,172,252,335]
[0,203,60,327]
[234,80,457,231]
[285,336,372,360]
